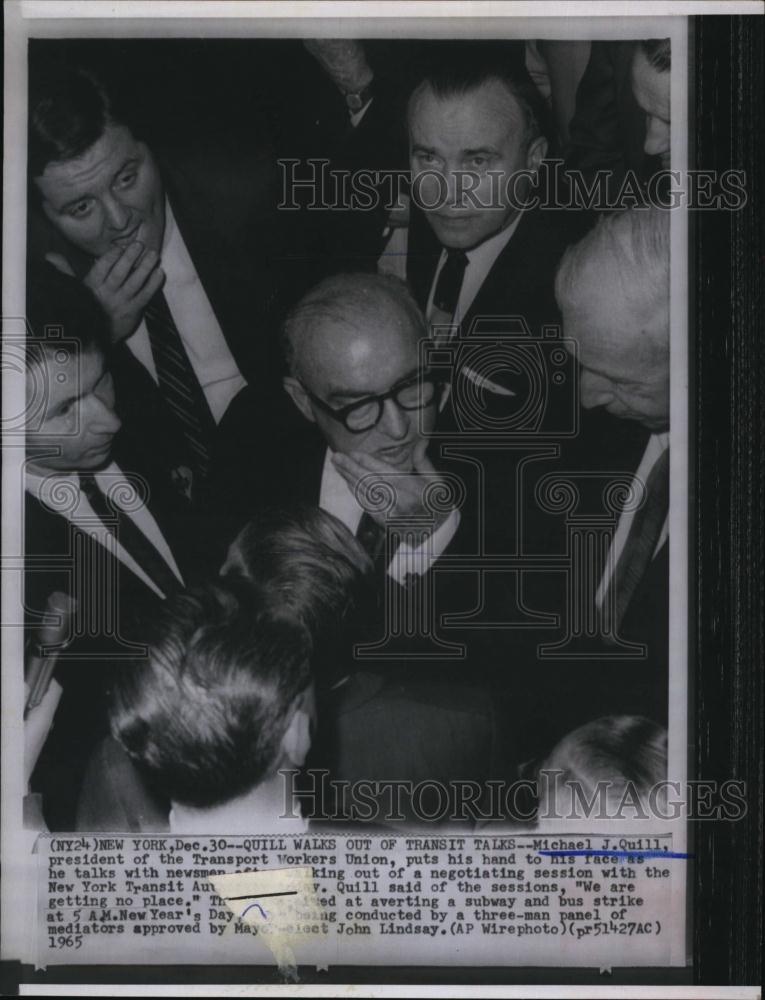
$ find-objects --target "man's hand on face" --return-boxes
[332,439,451,533]
[83,241,165,345]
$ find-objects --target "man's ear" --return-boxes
[280,688,314,768]
[283,376,316,424]
[526,135,548,175]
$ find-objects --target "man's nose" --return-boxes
[91,395,122,435]
[644,116,670,158]
[445,167,471,209]
[579,370,614,410]
[103,194,131,232]
[378,397,409,440]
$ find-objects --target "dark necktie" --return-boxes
[432,248,468,318]
[603,447,670,634]
[79,473,181,598]
[144,290,215,481]
[356,512,387,568]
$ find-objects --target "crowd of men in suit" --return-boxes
[20,37,672,832]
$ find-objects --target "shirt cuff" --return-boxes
[386,508,461,585]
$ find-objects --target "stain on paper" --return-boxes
[210,866,326,976]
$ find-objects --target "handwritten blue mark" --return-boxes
[242,902,269,920]
[537,850,693,860]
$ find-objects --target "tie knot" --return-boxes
[446,248,468,266]
[78,472,98,499]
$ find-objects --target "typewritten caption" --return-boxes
[37,833,677,968]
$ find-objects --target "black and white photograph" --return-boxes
[1,1,762,995]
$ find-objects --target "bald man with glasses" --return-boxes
[271,272,462,588]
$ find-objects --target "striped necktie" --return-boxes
[144,290,216,481]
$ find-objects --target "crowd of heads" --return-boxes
[22,41,673,826]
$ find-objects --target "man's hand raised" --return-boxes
[332,441,452,533]
[83,241,164,344]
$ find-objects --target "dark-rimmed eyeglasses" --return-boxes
[301,371,444,433]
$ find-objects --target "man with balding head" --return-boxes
[555,205,670,700]
[279,271,462,584]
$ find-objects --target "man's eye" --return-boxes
[57,401,74,417]
[115,170,137,189]
[468,157,488,168]
[416,152,439,166]
[67,200,93,219]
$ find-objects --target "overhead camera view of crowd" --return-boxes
[21,37,672,833]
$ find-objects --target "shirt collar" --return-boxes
[320,448,364,534]
[460,210,524,269]
[25,462,120,507]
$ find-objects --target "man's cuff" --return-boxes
[386,508,461,585]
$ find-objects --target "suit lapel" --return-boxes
[460,210,547,335]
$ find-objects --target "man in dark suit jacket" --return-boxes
[22,265,204,830]
[27,64,304,515]
[241,269,523,676]
[379,53,581,350]
[510,204,671,760]
[362,54,591,569]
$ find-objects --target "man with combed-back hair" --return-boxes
[27,62,296,515]
[109,581,315,832]
[383,48,579,364]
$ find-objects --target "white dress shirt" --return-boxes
[378,213,524,329]
[424,212,524,327]
[595,432,670,608]
[125,199,247,424]
[319,449,460,585]
[26,463,183,600]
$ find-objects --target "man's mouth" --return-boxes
[112,224,141,248]
[433,214,476,226]
[377,441,414,465]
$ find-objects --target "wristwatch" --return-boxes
[344,79,374,113]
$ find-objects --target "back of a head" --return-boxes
[283,272,427,379]
[537,715,668,819]
[110,580,312,809]
[555,206,670,342]
[223,505,374,657]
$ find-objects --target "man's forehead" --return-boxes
[409,80,526,141]
[301,316,420,390]
[36,124,140,201]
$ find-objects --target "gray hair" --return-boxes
[555,207,669,346]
